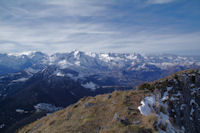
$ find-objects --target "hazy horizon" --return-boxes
[1,50,200,57]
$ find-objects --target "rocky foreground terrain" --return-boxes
[17,69,200,133]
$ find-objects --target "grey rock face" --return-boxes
[154,70,200,133]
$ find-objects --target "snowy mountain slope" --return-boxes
[0,50,199,76]
[0,68,39,101]
[0,50,199,99]
[51,51,200,77]
[0,52,48,75]
[45,50,200,87]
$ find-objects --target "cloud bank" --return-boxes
[147,0,175,4]
[0,0,199,55]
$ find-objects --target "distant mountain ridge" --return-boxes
[1,50,200,76]
[1,50,199,90]
[1,50,199,101]
[0,51,48,75]
[0,50,199,82]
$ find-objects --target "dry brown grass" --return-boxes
[17,89,157,133]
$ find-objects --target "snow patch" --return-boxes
[190,107,194,116]
[190,99,198,106]
[34,103,63,112]
[66,73,79,81]
[85,52,96,58]
[12,77,29,82]
[58,60,72,69]
[25,68,39,75]
[8,51,35,57]
[161,87,172,101]
[75,61,80,66]
[73,50,80,59]
[189,99,198,119]
[0,124,5,129]
[138,95,155,116]
[138,88,179,133]
[161,91,169,101]
[16,109,28,113]
[180,104,186,110]
[56,72,64,77]
[167,87,173,91]
[82,82,98,91]
[191,88,196,95]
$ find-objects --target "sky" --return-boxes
[0,0,200,55]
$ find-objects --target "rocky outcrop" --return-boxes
[138,69,200,133]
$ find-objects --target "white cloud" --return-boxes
[0,18,199,55]
[44,0,107,17]
[0,0,199,55]
[147,0,175,4]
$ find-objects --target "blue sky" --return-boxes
[0,0,200,55]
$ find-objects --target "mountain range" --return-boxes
[0,51,199,132]
[1,50,200,88]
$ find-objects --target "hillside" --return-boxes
[17,69,200,133]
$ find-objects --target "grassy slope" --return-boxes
[17,89,158,133]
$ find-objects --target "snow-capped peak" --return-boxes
[1,50,200,79]
[73,50,80,57]
[8,51,36,57]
